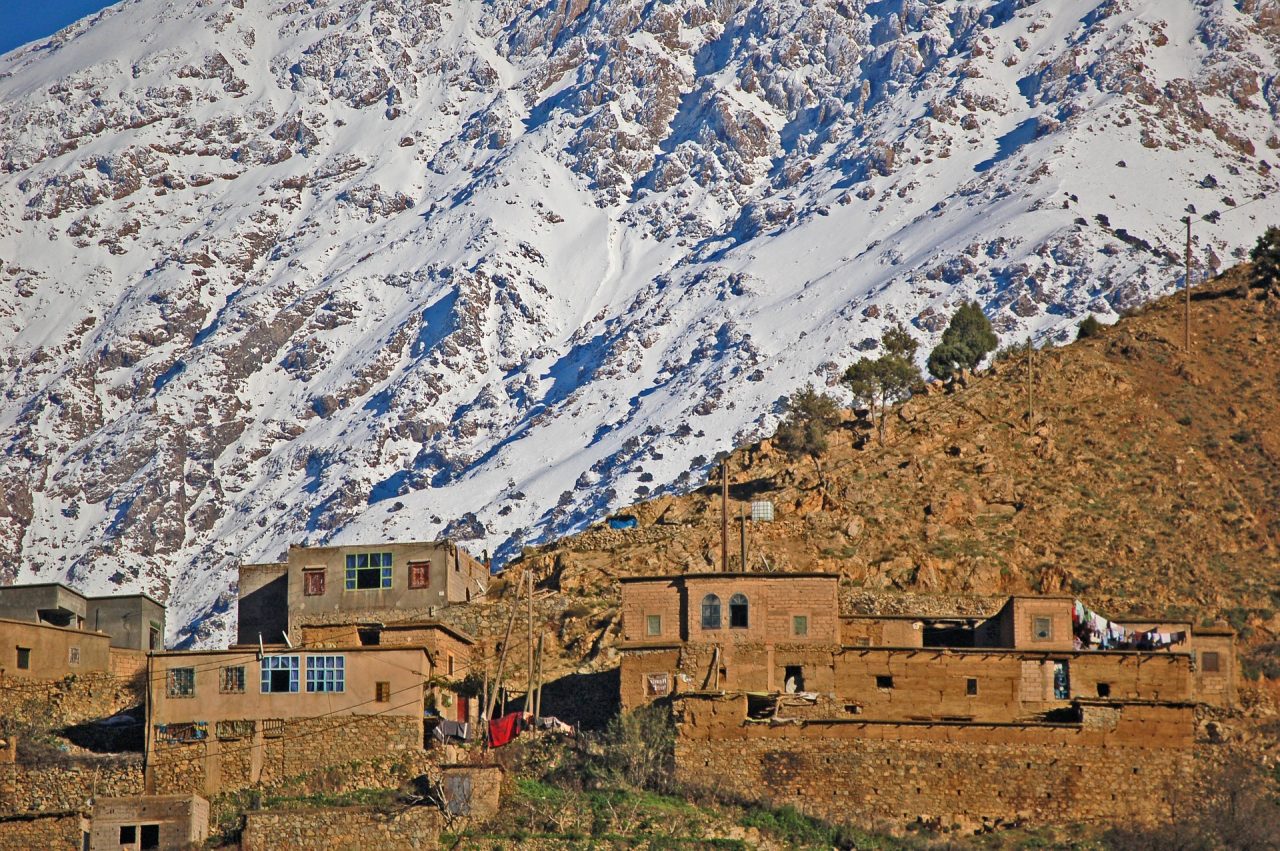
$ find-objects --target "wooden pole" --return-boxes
[739,507,747,573]
[485,572,522,723]
[1027,338,1033,428]
[533,634,545,720]
[720,460,729,572]
[1185,216,1192,353]
[524,569,534,717]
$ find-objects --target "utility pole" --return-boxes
[1184,216,1192,353]
[720,459,729,572]
[739,507,748,573]
[1026,338,1033,428]
[485,572,522,724]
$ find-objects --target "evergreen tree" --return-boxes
[1249,225,1280,298]
[927,301,998,380]
[843,324,921,444]
[775,385,842,484]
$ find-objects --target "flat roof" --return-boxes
[288,539,459,550]
[302,619,477,645]
[159,645,429,657]
[0,582,164,609]
[619,572,839,583]
[0,616,110,639]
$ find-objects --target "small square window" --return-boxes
[119,825,137,844]
[261,719,285,738]
[876,675,894,689]
[303,568,326,596]
[68,646,81,666]
[1096,682,1112,697]
[1032,616,1053,642]
[220,665,245,694]
[792,615,808,637]
[140,823,159,850]
[646,615,662,637]
[1202,651,1221,673]
[166,667,195,698]
[375,681,391,702]
[966,678,978,696]
[16,647,30,670]
[408,561,431,589]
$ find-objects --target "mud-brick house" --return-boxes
[89,794,208,851]
[619,575,1236,714]
[0,582,165,651]
[1,618,112,679]
[619,572,1238,829]
[237,540,489,645]
[298,620,478,725]
[145,645,433,795]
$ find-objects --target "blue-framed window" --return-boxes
[345,552,393,590]
[306,655,345,693]
[261,655,300,693]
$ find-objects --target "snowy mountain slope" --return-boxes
[1,0,1278,645]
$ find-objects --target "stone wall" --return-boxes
[149,714,422,796]
[0,760,142,815]
[0,812,86,851]
[240,804,440,850]
[673,694,1204,830]
[0,671,142,728]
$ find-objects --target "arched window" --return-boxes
[729,593,749,629]
[701,594,721,630]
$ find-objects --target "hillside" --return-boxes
[3,0,1280,646]
[488,265,1280,685]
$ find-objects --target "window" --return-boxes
[1202,651,1221,673]
[140,824,159,850]
[447,654,455,676]
[793,615,808,637]
[645,672,670,696]
[261,719,285,738]
[220,665,246,694]
[875,675,894,689]
[345,552,393,590]
[1096,682,1112,697]
[729,594,749,629]
[966,678,979,696]
[120,826,136,845]
[148,625,161,650]
[261,655,299,693]
[68,646,81,666]
[166,667,195,698]
[303,568,326,596]
[646,615,662,636]
[306,655,345,693]
[700,594,721,630]
[408,560,431,589]
[784,665,804,693]
[16,647,30,670]
[376,681,391,702]
[1032,616,1053,642]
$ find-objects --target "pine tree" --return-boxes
[927,301,998,380]
[1249,225,1280,298]
[775,385,842,484]
[843,324,921,444]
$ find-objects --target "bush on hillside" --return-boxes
[927,301,998,380]
[1249,225,1280,298]
[1077,314,1104,339]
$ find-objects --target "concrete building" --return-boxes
[145,646,432,795]
[0,582,165,651]
[237,540,489,644]
[89,794,208,850]
[0,618,112,679]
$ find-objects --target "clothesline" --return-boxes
[1072,600,1187,651]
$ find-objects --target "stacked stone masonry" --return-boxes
[0,761,143,815]
[240,804,441,850]
[0,812,86,851]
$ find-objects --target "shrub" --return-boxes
[1077,314,1104,338]
[927,301,997,379]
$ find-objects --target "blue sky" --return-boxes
[0,0,119,55]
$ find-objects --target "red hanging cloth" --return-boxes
[488,711,524,748]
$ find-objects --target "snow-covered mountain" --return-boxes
[1,0,1278,645]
